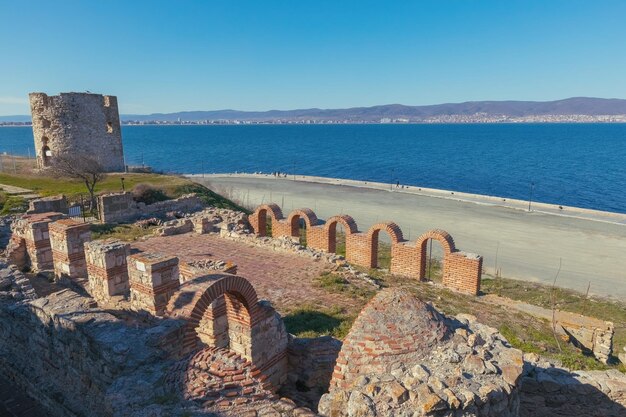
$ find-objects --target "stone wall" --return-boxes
[29,92,125,172]
[27,195,68,215]
[249,204,483,295]
[97,192,204,224]
[285,335,342,409]
[0,285,189,417]
[49,218,92,280]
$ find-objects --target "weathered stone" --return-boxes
[347,391,377,417]
[29,92,125,171]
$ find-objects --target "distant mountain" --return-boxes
[3,97,626,123]
[120,97,626,122]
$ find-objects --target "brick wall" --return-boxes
[49,218,92,280]
[85,239,131,304]
[10,212,65,271]
[249,204,483,295]
[165,274,288,388]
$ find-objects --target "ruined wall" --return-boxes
[29,92,125,172]
[0,287,186,417]
[27,195,68,215]
[98,192,204,224]
[9,212,65,271]
[49,219,92,280]
[127,252,180,316]
[85,239,131,304]
[165,274,289,389]
[249,204,483,295]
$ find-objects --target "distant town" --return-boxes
[3,113,626,127]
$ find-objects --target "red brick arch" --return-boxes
[415,229,456,280]
[249,203,284,236]
[367,222,405,268]
[324,215,359,253]
[166,274,259,355]
[286,208,319,237]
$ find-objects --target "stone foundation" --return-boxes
[128,252,180,315]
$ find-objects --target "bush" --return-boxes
[131,184,170,205]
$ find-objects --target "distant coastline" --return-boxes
[3,96,626,125]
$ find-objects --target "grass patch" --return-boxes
[315,272,376,300]
[0,192,28,215]
[0,171,246,213]
[283,304,355,339]
[481,275,626,362]
[91,223,156,242]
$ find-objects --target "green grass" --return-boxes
[0,192,28,215]
[283,304,355,339]
[90,223,157,242]
[0,172,246,213]
[481,275,626,362]
[315,272,376,300]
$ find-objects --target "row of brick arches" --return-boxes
[249,204,482,295]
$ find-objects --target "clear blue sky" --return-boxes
[1,0,625,115]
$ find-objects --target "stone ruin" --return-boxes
[97,192,204,224]
[0,201,625,417]
[29,92,125,172]
[319,289,524,416]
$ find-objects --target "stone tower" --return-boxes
[29,92,125,172]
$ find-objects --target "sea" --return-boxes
[1,123,625,213]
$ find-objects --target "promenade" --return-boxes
[190,174,626,299]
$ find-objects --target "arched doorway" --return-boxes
[287,209,318,247]
[367,222,404,269]
[416,230,456,282]
[40,137,52,167]
[250,204,283,237]
[325,215,358,255]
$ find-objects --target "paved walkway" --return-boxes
[194,175,626,300]
[132,233,361,313]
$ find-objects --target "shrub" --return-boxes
[131,184,170,205]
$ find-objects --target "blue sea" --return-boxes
[1,124,625,213]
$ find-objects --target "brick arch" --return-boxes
[324,215,359,254]
[249,203,284,236]
[367,222,404,268]
[415,229,456,280]
[367,222,404,244]
[166,274,259,355]
[286,208,319,237]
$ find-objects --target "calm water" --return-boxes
[1,124,625,213]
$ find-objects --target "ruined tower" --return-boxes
[29,92,125,172]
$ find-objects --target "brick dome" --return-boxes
[319,289,524,417]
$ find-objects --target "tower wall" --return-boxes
[29,92,125,172]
